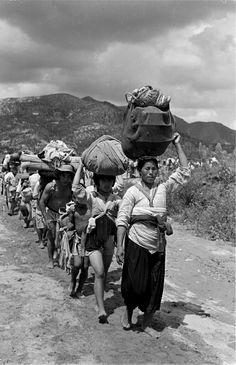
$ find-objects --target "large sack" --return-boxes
[121,86,176,159]
[81,135,129,176]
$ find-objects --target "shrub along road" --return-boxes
[0,195,235,365]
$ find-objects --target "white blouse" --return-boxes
[116,166,190,253]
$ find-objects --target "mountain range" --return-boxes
[0,93,235,160]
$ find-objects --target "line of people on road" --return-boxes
[1,132,190,337]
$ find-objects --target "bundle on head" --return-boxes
[81,135,129,176]
[122,85,176,160]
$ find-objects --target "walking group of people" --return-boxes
[1,131,190,338]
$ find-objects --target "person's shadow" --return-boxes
[104,268,211,332]
[82,266,211,334]
[104,268,124,316]
[139,301,211,333]
[82,273,95,297]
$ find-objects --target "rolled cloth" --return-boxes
[20,154,42,163]
[20,154,81,170]
[21,161,54,171]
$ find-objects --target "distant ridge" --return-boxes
[174,116,235,146]
[0,93,235,158]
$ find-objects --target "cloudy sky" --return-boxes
[0,0,235,129]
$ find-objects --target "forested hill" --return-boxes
[0,93,235,159]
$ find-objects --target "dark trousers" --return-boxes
[121,237,165,314]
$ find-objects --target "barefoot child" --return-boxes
[58,198,91,303]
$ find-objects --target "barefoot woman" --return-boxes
[116,133,190,337]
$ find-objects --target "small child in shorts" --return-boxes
[60,199,91,302]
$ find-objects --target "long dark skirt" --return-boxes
[121,237,165,314]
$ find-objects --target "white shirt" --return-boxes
[4,172,20,189]
[116,166,190,253]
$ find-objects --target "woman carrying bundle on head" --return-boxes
[72,165,122,324]
[116,132,190,338]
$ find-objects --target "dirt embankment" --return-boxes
[0,195,235,365]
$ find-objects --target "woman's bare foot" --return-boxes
[47,261,54,269]
[38,242,44,249]
[121,307,132,330]
[53,250,58,260]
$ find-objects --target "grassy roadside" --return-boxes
[167,162,235,243]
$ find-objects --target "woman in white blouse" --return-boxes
[116,132,190,337]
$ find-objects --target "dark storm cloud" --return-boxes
[0,0,234,51]
[0,42,90,83]
[0,0,235,127]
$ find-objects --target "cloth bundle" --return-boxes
[125,85,171,109]
[7,140,81,172]
[122,86,176,160]
[81,135,129,176]
[38,140,76,168]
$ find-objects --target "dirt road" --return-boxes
[0,195,235,365]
